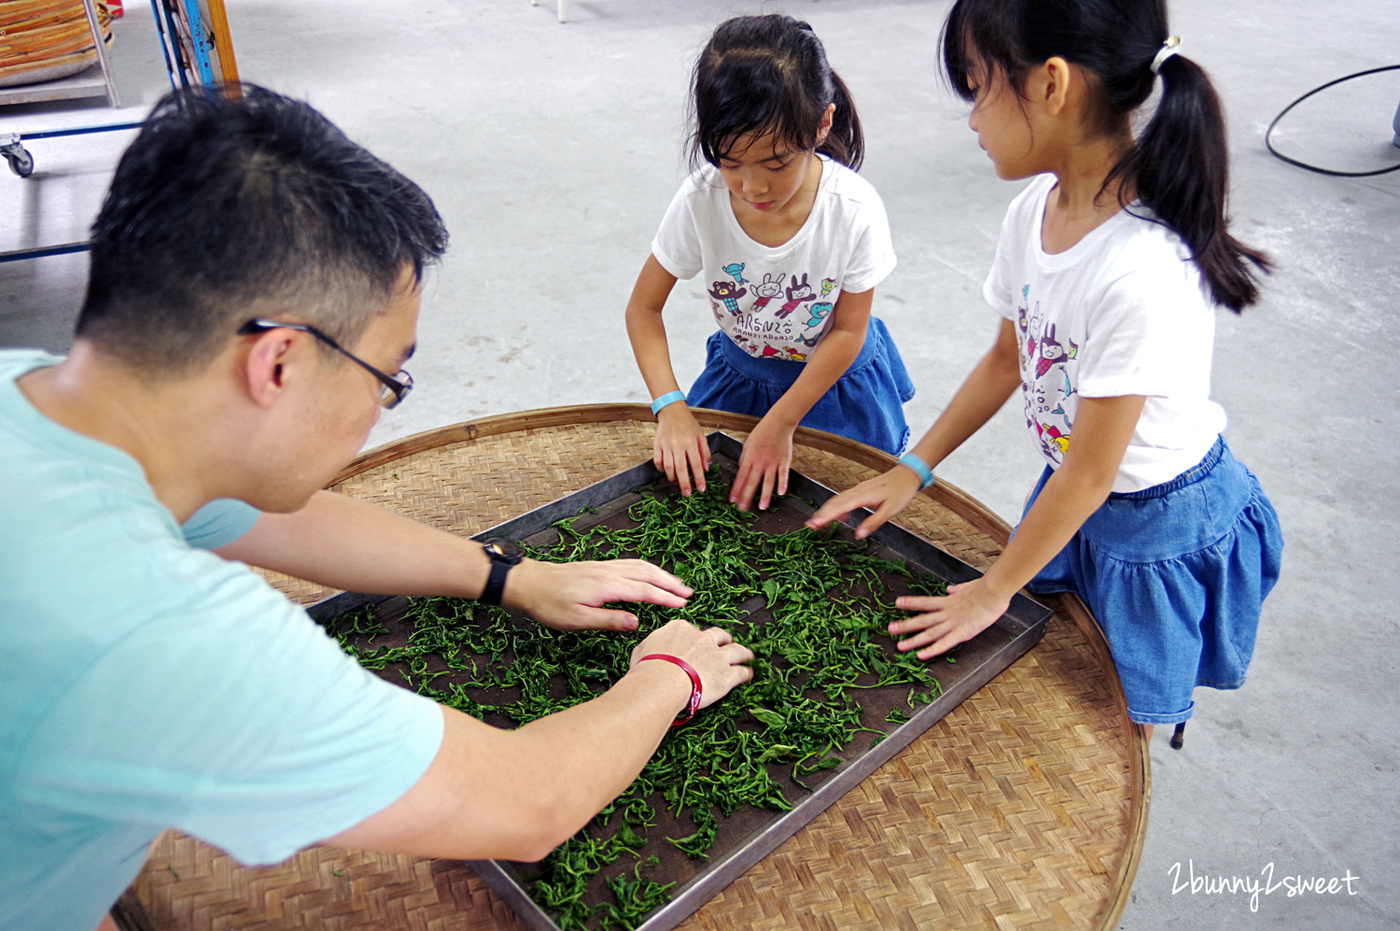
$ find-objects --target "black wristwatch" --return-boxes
[480,538,524,606]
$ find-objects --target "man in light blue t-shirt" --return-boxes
[0,86,754,931]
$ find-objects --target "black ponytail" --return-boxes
[941,0,1269,312]
[823,70,864,170]
[1108,54,1269,312]
[689,14,865,172]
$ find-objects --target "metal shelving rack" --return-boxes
[0,0,121,111]
[1,0,239,262]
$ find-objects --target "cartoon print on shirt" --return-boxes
[776,273,816,319]
[758,344,807,362]
[1031,401,1075,461]
[729,331,759,355]
[803,302,833,330]
[748,272,786,313]
[1017,285,1033,338]
[708,280,748,317]
[721,268,833,360]
[1036,421,1071,456]
[795,301,834,347]
[1034,323,1079,377]
[1017,285,1082,464]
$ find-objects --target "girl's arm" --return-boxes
[731,287,873,511]
[807,318,1022,534]
[890,392,1145,659]
[625,254,711,496]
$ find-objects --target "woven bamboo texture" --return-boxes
[131,406,1148,931]
[0,0,112,83]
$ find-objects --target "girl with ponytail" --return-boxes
[809,0,1283,744]
[627,14,914,511]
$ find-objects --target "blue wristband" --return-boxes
[897,452,935,490]
[650,390,687,416]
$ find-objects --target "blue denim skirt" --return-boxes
[688,317,914,455]
[1024,437,1284,725]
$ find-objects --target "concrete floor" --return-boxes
[2,1,1396,928]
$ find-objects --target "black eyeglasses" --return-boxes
[238,318,413,409]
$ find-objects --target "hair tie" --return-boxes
[1150,36,1181,75]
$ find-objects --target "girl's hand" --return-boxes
[890,578,1010,660]
[805,465,922,538]
[654,405,711,496]
[732,417,795,511]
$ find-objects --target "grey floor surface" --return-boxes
[2,1,1396,928]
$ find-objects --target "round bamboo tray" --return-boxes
[130,405,1149,931]
[0,0,114,87]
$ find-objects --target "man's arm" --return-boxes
[216,490,693,631]
[325,619,753,861]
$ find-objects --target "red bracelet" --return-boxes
[637,653,703,726]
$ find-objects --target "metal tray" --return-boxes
[308,432,1051,931]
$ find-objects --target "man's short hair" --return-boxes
[76,85,448,373]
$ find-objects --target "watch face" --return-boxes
[484,538,524,561]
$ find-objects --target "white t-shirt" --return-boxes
[651,156,896,361]
[983,174,1226,492]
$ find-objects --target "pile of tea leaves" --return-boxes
[321,472,949,930]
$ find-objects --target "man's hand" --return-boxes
[328,616,753,863]
[629,618,754,709]
[506,558,693,631]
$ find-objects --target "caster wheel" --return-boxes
[5,146,34,178]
